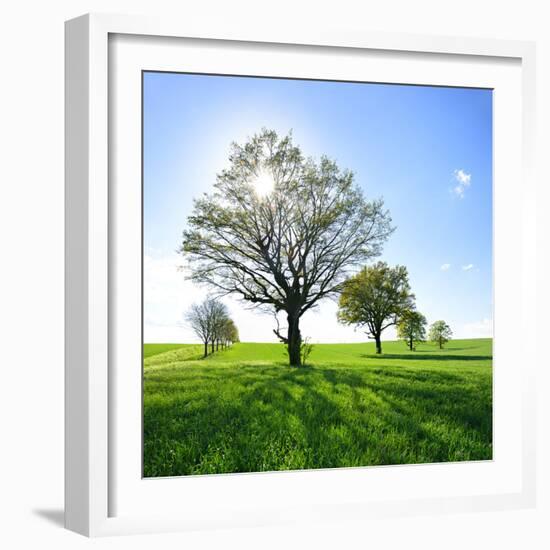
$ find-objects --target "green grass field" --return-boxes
[143,338,492,477]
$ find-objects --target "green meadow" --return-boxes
[143,339,492,477]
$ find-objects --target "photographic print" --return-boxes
[142,72,493,478]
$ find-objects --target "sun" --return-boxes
[251,168,275,198]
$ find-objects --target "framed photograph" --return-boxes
[65,13,537,536]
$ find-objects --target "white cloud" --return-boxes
[452,169,472,198]
[462,263,474,271]
[461,318,493,339]
[454,169,471,185]
[440,263,451,271]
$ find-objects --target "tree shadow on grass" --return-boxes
[143,363,492,476]
[144,370,353,474]
[317,368,366,388]
[368,368,465,384]
[361,354,492,361]
[318,366,491,434]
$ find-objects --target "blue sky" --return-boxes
[143,71,493,343]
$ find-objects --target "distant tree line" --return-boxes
[185,298,239,358]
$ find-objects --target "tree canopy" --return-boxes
[397,310,427,351]
[428,320,452,349]
[221,318,239,347]
[337,262,415,354]
[180,129,394,365]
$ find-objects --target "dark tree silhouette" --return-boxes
[180,129,393,366]
[185,298,232,358]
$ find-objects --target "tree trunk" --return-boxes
[211,340,215,353]
[204,341,208,358]
[409,336,413,351]
[439,337,443,349]
[287,313,302,367]
[375,333,382,354]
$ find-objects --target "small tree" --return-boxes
[219,318,229,349]
[208,300,230,354]
[428,320,452,349]
[337,262,415,354]
[226,319,239,346]
[300,336,314,366]
[185,299,213,358]
[397,310,427,351]
[219,317,238,349]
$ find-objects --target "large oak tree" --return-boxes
[180,129,393,366]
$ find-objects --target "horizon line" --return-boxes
[144,337,493,345]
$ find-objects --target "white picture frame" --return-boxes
[65,13,537,537]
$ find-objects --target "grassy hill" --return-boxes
[143,339,492,477]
